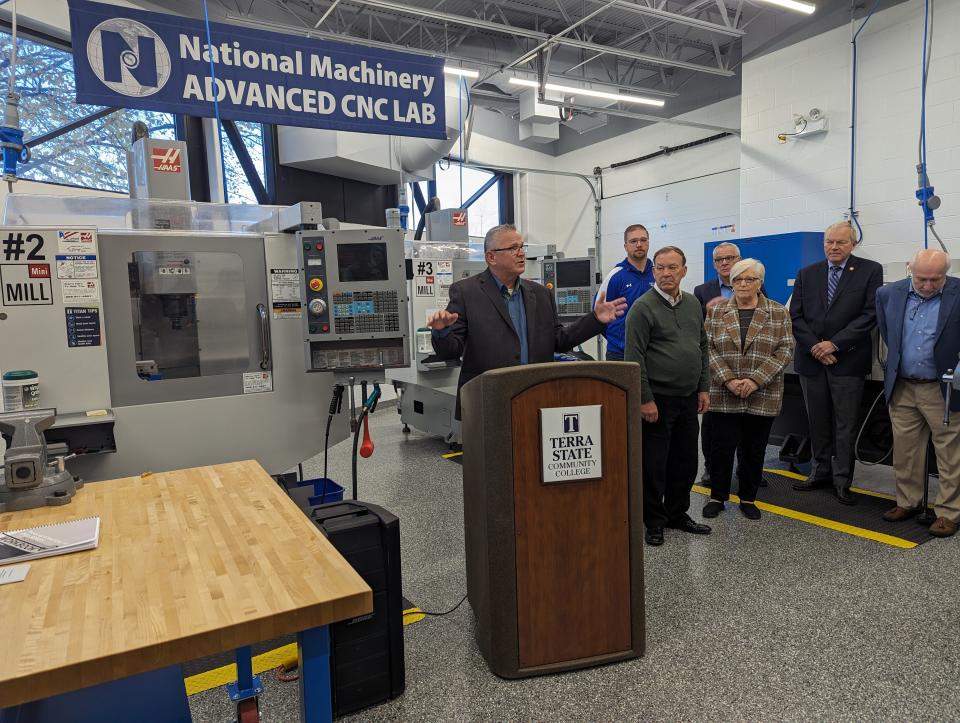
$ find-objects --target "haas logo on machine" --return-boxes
[152,147,182,173]
[452,211,467,227]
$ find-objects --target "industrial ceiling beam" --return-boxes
[340,0,735,76]
[581,0,744,37]
[560,0,725,76]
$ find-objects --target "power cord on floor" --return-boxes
[854,389,893,466]
[403,594,468,619]
[274,666,299,683]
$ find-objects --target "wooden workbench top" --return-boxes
[0,460,372,708]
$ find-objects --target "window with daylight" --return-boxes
[0,31,176,192]
[219,121,267,204]
[410,162,509,239]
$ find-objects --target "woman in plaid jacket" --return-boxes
[702,259,795,520]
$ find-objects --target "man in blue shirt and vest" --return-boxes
[595,224,656,361]
[877,248,960,538]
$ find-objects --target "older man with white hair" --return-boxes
[789,221,883,505]
[876,248,960,537]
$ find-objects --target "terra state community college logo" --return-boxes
[86,18,172,97]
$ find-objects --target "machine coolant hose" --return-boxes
[351,408,369,500]
[360,415,375,458]
[350,384,382,500]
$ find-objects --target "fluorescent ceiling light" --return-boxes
[444,66,480,78]
[508,77,665,107]
[754,0,815,14]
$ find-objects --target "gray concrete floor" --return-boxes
[188,407,960,722]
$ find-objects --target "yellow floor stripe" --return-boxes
[441,451,463,459]
[762,467,807,481]
[183,643,299,696]
[691,485,917,549]
[403,606,426,624]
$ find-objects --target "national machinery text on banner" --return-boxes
[68,0,447,140]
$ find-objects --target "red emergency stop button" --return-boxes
[321,324,329,332]
[309,277,324,292]
[315,241,324,251]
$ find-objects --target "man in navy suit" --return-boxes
[789,221,883,504]
[877,249,960,537]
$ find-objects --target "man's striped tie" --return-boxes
[827,265,842,305]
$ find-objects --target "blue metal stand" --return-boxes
[226,646,263,703]
[297,625,333,723]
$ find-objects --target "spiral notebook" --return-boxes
[0,517,100,565]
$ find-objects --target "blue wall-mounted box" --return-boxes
[704,232,824,305]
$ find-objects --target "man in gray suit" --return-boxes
[428,224,627,418]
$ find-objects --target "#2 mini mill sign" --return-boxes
[540,405,603,484]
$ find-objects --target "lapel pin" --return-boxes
[849,266,855,271]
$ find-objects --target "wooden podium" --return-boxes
[460,361,644,679]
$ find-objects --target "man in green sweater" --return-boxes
[624,246,712,546]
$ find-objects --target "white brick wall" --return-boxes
[740,0,960,266]
[552,97,742,265]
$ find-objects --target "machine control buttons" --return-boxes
[321,323,329,332]
[303,242,311,250]
[309,277,324,292]
[315,241,324,251]
[545,282,554,290]
[309,298,327,316]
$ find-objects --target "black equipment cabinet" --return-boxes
[310,501,405,716]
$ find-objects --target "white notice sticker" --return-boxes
[0,563,30,585]
[56,255,99,279]
[57,230,98,256]
[243,371,273,394]
[436,261,453,305]
[270,268,302,302]
[61,279,101,305]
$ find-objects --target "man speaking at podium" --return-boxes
[427,224,627,418]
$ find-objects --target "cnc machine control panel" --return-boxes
[542,257,599,320]
[297,228,409,373]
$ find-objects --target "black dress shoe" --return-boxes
[645,527,664,546]
[834,487,856,506]
[666,516,712,534]
[792,477,832,492]
[702,500,725,518]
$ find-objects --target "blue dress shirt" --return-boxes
[719,282,733,299]
[899,287,941,380]
[493,276,529,364]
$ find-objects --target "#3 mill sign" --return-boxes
[539,404,603,484]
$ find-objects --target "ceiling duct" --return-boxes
[277,76,470,185]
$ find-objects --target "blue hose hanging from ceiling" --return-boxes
[917,0,933,249]
[849,0,882,244]
[202,0,230,202]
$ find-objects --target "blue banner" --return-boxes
[68,0,447,139]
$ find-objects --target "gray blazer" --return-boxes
[431,268,606,418]
[877,276,960,411]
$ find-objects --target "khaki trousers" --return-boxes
[888,380,960,522]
